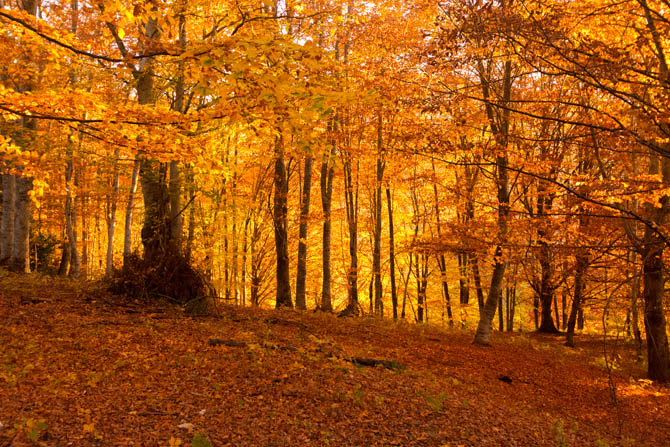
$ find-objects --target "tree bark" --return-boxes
[320,140,335,312]
[123,158,140,264]
[11,176,31,273]
[458,252,469,304]
[295,155,313,310]
[373,161,384,316]
[273,135,292,309]
[8,0,38,273]
[386,187,397,320]
[641,245,670,381]
[105,149,120,276]
[432,165,452,325]
[537,190,559,333]
[566,254,587,347]
[474,58,512,346]
[168,6,186,251]
[471,254,485,311]
[342,157,359,315]
[1,174,15,262]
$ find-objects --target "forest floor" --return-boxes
[1,275,669,447]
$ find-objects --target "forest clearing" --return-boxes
[1,275,669,447]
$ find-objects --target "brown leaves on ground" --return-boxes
[1,275,669,447]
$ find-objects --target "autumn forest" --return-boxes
[2,0,670,445]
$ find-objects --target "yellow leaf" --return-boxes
[118,28,125,40]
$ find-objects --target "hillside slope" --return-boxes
[1,275,668,446]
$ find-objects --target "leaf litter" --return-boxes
[1,276,669,446]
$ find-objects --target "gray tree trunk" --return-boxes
[9,0,38,273]
[11,176,31,273]
[1,174,15,262]
[105,149,120,276]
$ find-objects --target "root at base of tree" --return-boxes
[109,254,216,311]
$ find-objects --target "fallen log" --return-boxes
[208,338,404,371]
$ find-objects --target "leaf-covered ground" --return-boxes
[1,276,669,447]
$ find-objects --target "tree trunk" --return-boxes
[1,174,16,262]
[537,246,559,332]
[105,149,120,276]
[624,151,670,380]
[473,58,512,346]
[272,135,292,309]
[641,246,670,381]
[123,158,140,264]
[566,254,588,347]
[498,288,504,331]
[185,171,195,263]
[342,157,359,315]
[57,243,69,275]
[295,155,313,310]
[386,187,397,320]
[11,176,31,273]
[320,143,335,312]
[471,254,485,311]
[631,260,643,361]
[432,167,452,325]
[373,156,384,316]
[458,252,469,304]
[78,162,87,277]
[9,0,38,273]
[168,8,186,251]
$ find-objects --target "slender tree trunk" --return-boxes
[474,59,512,346]
[432,166,452,325]
[320,142,335,312]
[62,148,80,276]
[471,254,485,310]
[401,255,411,320]
[373,111,384,316]
[458,252,469,304]
[123,158,140,264]
[373,160,384,316]
[342,157,359,315]
[498,289,504,331]
[78,163,87,277]
[562,291,568,330]
[105,149,120,276]
[536,186,559,333]
[566,254,588,347]
[241,216,250,307]
[295,155,313,310]
[1,174,15,262]
[386,187,397,320]
[273,135,292,309]
[185,171,195,263]
[169,161,182,250]
[631,260,643,361]
[57,243,69,275]
[168,7,186,252]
